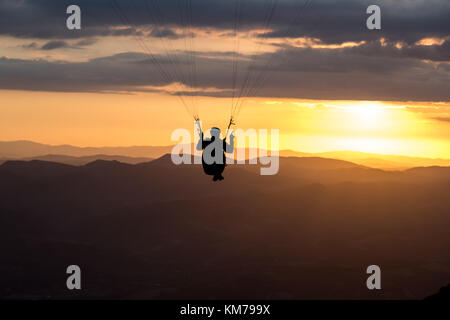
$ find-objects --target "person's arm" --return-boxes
[195,120,204,151]
[223,117,235,151]
[225,131,235,153]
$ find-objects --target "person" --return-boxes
[196,120,235,181]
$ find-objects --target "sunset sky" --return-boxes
[0,0,449,158]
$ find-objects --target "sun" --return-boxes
[346,102,386,131]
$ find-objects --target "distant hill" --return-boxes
[0,154,153,166]
[0,141,450,170]
[425,284,450,300]
[280,149,450,170]
[21,154,153,166]
[0,140,172,158]
[2,140,449,170]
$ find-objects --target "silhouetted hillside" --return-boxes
[23,154,153,165]
[2,140,450,170]
[0,155,449,299]
[425,284,450,301]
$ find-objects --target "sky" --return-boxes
[0,0,449,158]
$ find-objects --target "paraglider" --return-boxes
[196,118,235,181]
[110,0,313,180]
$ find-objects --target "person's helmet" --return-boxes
[210,127,221,138]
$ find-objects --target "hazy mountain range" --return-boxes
[1,152,449,299]
[0,140,170,158]
[1,140,450,170]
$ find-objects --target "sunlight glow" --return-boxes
[344,102,387,131]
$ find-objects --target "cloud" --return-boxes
[20,38,99,51]
[149,28,181,39]
[0,0,448,102]
[347,39,450,62]
[75,38,98,46]
[432,117,450,122]
[21,42,38,49]
[0,0,448,46]
[41,40,71,50]
[0,45,448,101]
[262,0,450,45]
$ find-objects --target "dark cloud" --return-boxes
[75,38,98,46]
[345,40,450,62]
[0,46,448,101]
[0,0,448,45]
[262,0,450,45]
[0,0,143,39]
[149,28,181,39]
[21,38,99,50]
[21,42,38,49]
[41,40,70,50]
[0,0,448,101]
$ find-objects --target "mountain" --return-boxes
[2,140,450,170]
[1,155,449,299]
[21,154,153,166]
[280,149,450,170]
[0,140,172,158]
[425,284,450,300]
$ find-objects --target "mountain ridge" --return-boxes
[2,140,450,170]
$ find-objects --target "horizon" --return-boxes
[2,94,450,159]
[2,138,450,161]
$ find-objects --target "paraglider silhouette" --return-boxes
[196,118,235,181]
[110,0,313,180]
